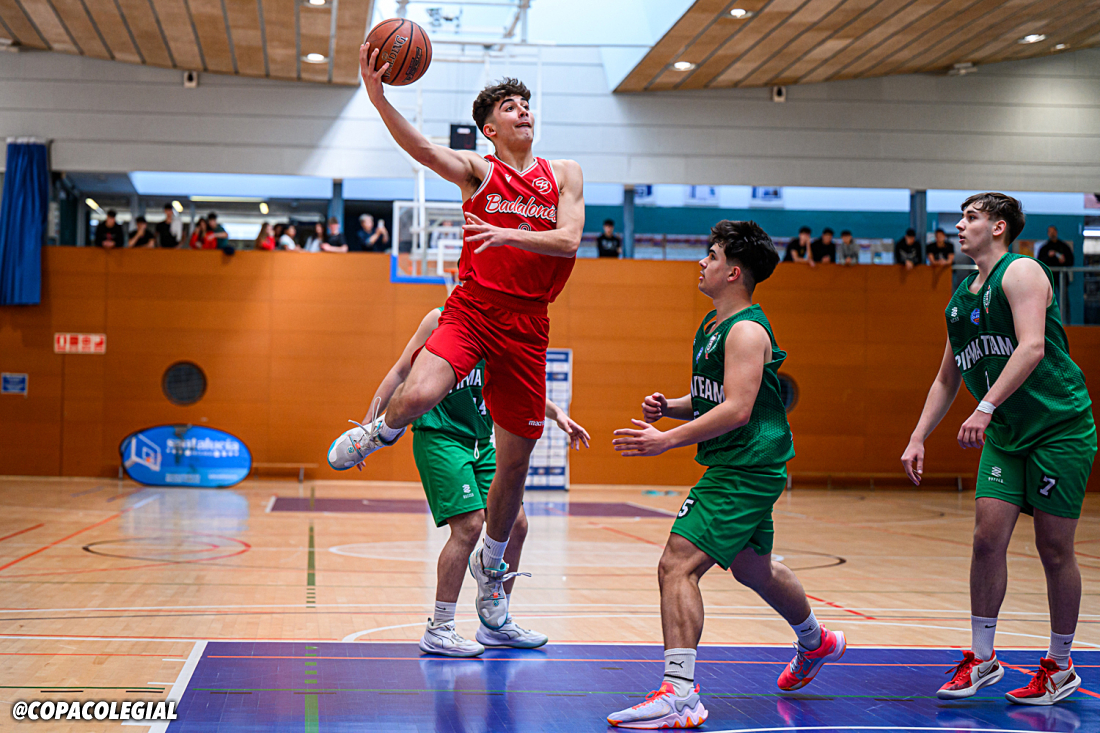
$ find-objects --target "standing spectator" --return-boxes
[925,228,955,266]
[354,214,391,252]
[255,222,276,251]
[189,218,218,249]
[156,203,182,249]
[279,224,299,251]
[810,227,836,264]
[894,228,921,270]
[207,212,229,245]
[93,209,125,249]
[273,223,286,244]
[838,230,859,265]
[1037,226,1074,268]
[782,226,814,267]
[321,217,348,252]
[305,221,326,252]
[128,216,157,248]
[595,219,622,258]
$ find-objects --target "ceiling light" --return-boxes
[1054,43,1067,50]
[307,0,326,5]
[171,200,183,213]
[673,61,696,71]
[729,8,754,19]
[303,53,327,64]
[259,202,269,215]
[1018,34,1046,44]
[85,198,101,211]
[948,62,977,76]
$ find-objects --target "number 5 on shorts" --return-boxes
[678,498,695,517]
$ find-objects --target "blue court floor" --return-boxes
[166,642,1099,732]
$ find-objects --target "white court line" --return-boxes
[624,501,676,516]
[265,496,277,513]
[146,640,206,733]
[162,658,188,662]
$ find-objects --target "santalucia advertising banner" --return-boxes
[119,425,252,488]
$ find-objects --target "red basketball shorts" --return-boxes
[420,282,548,440]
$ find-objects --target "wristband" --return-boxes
[977,400,996,415]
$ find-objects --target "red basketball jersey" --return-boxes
[460,155,575,303]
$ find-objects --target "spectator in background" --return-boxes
[305,221,326,252]
[838,230,859,265]
[321,217,348,253]
[255,222,276,251]
[94,209,125,249]
[156,203,181,249]
[1037,226,1074,268]
[273,223,286,244]
[596,219,622,258]
[128,216,157,248]
[279,224,299,251]
[926,228,955,266]
[895,228,921,270]
[355,214,390,252]
[782,226,814,267]
[189,218,218,249]
[810,227,836,264]
[207,212,229,245]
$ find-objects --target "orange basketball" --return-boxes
[365,18,432,87]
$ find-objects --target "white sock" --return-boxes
[1048,630,1074,669]
[792,611,822,651]
[971,615,997,661]
[663,648,696,696]
[482,535,508,568]
[432,601,456,626]
[378,415,403,442]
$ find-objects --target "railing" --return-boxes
[952,264,1100,326]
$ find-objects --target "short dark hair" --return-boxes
[798,226,811,235]
[163,202,173,210]
[328,216,339,226]
[935,228,945,234]
[106,209,117,218]
[207,212,218,221]
[961,192,1025,244]
[135,216,146,224]
[840,229,852,237]
[603,219,614,227]
[472,78,531,135]
[905,227,916,237]
[709,220,779,294]
[822,227,834,236]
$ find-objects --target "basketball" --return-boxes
[365,18,432,86]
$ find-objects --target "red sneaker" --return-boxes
[937,650,1003,699]
[777,627,846,691]
[1005,658,1081,705]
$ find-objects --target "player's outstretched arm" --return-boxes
[901,338,962,484]
[956,257,1050,450]
[365,308,442,421]
[613,321,767,457]
[359,44,487,197]
[641,393,693,423]
[462,160,584,258]
[545,399,591,450]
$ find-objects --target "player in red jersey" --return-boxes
[327,44,584,629]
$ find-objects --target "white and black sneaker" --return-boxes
[475,617,548,649]
[467,545,529,630]
[418,619,484,658]
[326,398,405,470]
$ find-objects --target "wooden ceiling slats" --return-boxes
[81,0,141,62]
[185,0,234,73]
[259,0,294,79]
[297,3,329,82]
[0,0,51,47]
[45,0,111,58]
[17,0,81,52]
[223,0,264,76]
[616,0,1100,91]
[114,0,173,65]
[332,0,368,85]
[148,0,204,70]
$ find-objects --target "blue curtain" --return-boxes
[0,139,50,305]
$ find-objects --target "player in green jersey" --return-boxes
[902,193,1094,705]
[606,221,845,730]
[365,307,590,658]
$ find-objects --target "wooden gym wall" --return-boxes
[2,248,1099,489]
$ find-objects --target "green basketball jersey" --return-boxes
[411,309,494,440]
[945,253,1092,452]
[691,305,795,469]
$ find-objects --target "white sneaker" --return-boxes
[475,617,548,649]
[607,681,708,729]
[418,619,484,658]
[467,545,529,630]
[327,399,405,470]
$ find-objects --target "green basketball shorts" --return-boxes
[670,464,787,570]
[976,414,1096,519]
[412,429,496,527]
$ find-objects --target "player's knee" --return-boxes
[971,525,1008,559]
[449,510,484,546]
[1036,536,1074,571]
[511,512,529,541]
[657,549,687,588]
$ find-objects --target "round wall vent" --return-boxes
[163,361,207,405]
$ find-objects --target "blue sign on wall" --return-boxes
[120,425,252,488]
[1,373,28,396]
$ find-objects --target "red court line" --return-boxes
[806,594,877,621]
[589,523,664,547]
[0,514,126,572]
[0,524,44,543]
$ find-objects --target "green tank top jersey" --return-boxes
[946,253,1092,452]
[691,305,795,469]
[411,309,494,440]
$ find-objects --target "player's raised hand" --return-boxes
[900,439,924,485]
[359,43,390,104]
[613,419,670,457]
[642,393,667,423]
[555,413,591,451]
[958,409,990,449]
[463,213,510,253]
